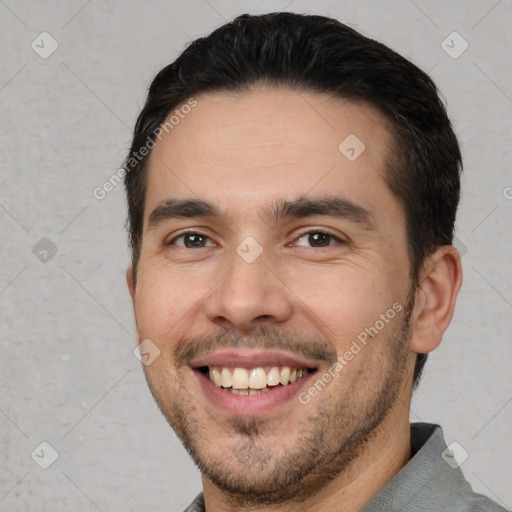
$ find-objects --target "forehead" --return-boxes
[143,87,399,227]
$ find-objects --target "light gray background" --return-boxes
[0,1,511,511]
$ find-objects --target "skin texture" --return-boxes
[126,87,462,512]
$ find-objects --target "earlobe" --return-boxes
[409,245,463,354]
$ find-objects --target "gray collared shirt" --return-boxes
[182,423,508,511]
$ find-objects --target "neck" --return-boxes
[201,409,412,512]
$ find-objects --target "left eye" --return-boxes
[294,231,342,248]
[168,232,215,248]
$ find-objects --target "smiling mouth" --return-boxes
[198,365,316,395]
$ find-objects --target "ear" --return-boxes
[409,245,463,354]
[126,266,136,303]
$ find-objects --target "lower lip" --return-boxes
[193,369,316,416]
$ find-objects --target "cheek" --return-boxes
[133,266,197,338]
[288,265,395,342]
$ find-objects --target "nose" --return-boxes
[204,246,294,333]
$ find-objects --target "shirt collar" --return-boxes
[361,422,471,511]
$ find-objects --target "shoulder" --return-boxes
[442,489,509,511]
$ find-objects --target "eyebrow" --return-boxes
[147,196,375,231]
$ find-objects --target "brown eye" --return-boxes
[167,232,214,248]
[308,232,332,247]
[295,230,342,248]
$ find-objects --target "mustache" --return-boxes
[174,324,338,368]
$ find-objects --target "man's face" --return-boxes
[128,88,417,504]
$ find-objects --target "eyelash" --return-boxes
[292,229,345,247]
[165,229,345,248]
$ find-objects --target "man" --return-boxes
[123,12,506,512]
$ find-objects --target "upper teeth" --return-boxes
[208,366,308,389]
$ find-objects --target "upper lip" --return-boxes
[189,349,319,369]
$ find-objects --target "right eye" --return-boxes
[166,232,216,249]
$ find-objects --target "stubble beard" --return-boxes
[143,298,414,507]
